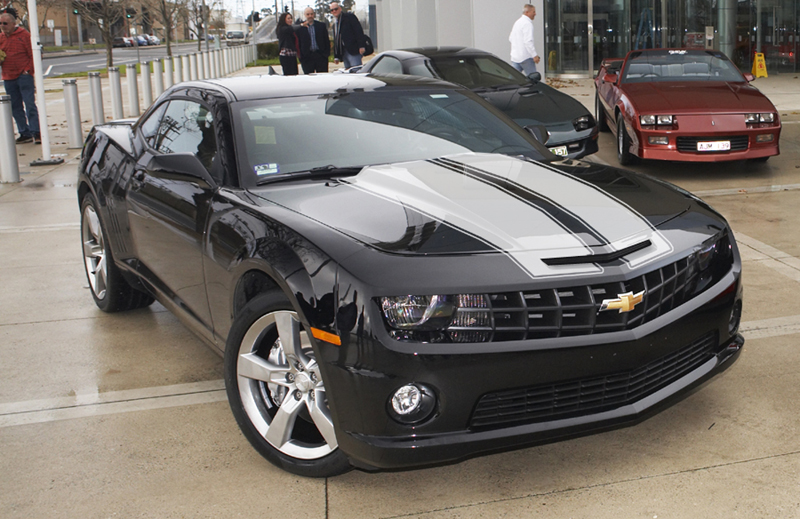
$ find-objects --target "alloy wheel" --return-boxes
[236,311,338,460]
[82,204,107,300]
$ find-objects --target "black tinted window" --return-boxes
[153,99,217,171]
[370,56,403,75]
[139,102,167,147]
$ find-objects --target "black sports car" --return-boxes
[78,74,743,477]
[349,46,599,159]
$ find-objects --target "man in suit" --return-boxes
[297,7,330,74]
[330,1,365,68]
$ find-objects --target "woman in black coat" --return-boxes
[277,12,299,76]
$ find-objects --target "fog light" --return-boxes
[388,383,437,424]
[648,136,668,145]
[756,134,774,143]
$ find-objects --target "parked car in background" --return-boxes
[112,37,131,48]
[146,34,161,45]
[352,47,599,159]
[77,74,743,477]
[595,48,781,165]
[226,30,246,46]
[134,35,149,46]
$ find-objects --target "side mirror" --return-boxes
[743,72,755,82]
[147,153,214,185]
[348,65,364,74]
[603,73,618,84]
[527,71,541,84]
[525,124,550,145]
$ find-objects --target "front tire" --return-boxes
[617,114,638,166]
[224,292,351,477]
[80,193,154,312]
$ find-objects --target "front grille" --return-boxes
[476,254,700,342]
[676,135,749,153]
[470,331,717,429]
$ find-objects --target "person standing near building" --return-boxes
[276,12,299,76]
[297,7,330,74]
[509,4,540,75]
[0,12,40,144]
[330,1,365,69]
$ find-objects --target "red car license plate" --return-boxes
[697,141,731,151]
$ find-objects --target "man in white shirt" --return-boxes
[509,4,540,75]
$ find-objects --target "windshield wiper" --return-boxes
[255,165,365,186]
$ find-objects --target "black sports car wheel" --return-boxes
[596,93,609,132]
[80,193,154,312]
[224,292,351,477]
[617,114,638,166]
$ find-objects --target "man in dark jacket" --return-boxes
[297,7,330,74]
[330,1,364,68]
[0,12,39,144]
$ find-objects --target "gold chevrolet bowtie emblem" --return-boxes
[599,291,645,313]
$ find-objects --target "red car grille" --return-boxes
[676,135,749,153]
[470,331,717,429]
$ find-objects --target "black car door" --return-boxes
[126,97,219,338]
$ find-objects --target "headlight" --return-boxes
[656,115,673,125]
[640,115,673,126]
[640,115,656,125]
[379,294,492,342]
[690,231,733,295]
[746,113,775,123]
[573,115,594,131]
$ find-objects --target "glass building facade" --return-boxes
[545,0,799,76]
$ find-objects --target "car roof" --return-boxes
[194,73,463,102]
[395,46,493,59]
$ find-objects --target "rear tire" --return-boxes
[596,93,609,132]
[224,291,352,478]
[80,193,154,312]
[616,114,638,166]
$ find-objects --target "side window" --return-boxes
[153,99,217,171]
[407,60,436,78]
[139,102,168,148]
[370,56,403,75]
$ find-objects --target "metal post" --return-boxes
[154,59,164,97]
[142,61,153,108]
[0,96,20,183]
[26,0,63,166]
[109,67,124,120]
[77,14,83,53]
[190,53,198,80]
[63,79,84,149]
[126,64,140,116]
[203,51,211,79]
[198,51,206,79]
[213,49,220,78]
[163,57,174,89]
[182,54,191,82]
[88,72,104,127]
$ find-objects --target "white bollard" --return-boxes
[63,79,84,148]
[153,59,164,97]
[126,64,140,116]
[181,54,190,83]
[223,48,229,76]
[88,72,105,127]
[190,53,198,81]
[109,67,124,120]
[163,57,174,89]
[203,51,211,79]
[0,95,20,183]
[142,61,153,109]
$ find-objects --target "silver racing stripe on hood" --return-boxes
[341,156,609,279]
[444,154,674,269]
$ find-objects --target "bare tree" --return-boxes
[73,0,126,68]
[186,0,214,51]
[143,0,187,56]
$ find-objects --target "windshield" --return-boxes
[621,50,745,83]
[233,88,554,187]
[228,31,244,38]
[429,56,528,88]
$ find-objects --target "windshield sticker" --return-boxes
[255,163,280,176]
[254,126,277,145]
[429,94,449,99]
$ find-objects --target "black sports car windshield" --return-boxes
[622,50,745,83]
[428,56,529,89]
[233,88,554,187]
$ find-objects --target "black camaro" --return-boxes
[349,47,599,159]
[78,74,743,477]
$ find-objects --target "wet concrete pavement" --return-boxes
[1,72,800,518]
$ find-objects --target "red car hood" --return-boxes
[622,81,776,114]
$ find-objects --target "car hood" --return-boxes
[477,83,589,126]
[249,153,694,279]
[622,81,776,114]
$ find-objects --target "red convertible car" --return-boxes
[595,49,781,165]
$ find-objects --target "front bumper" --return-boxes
[633,126,780,162]
[547,126,600,160]
[320,272,743,471]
